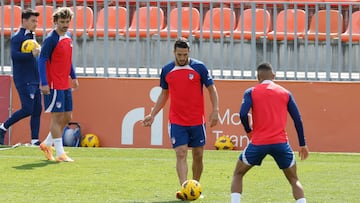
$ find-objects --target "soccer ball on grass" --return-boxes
[81,133,100,147]
[181,179,202,201]
[214,135,234,150]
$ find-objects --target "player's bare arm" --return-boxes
[207,84,219,127]
[72,79,79,91]
[32,47,40,57]
[299,146,309,160]
[40,85,50,95]
[143,89,169,127]
[246,132,253,139]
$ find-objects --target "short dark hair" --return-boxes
[257,62,273,72]
[174,37,190,50]
[21,8,39,19]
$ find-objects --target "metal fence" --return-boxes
[1,0,360,80]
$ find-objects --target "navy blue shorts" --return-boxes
[44,89,73,113]
[168,123,206,148]
[16,84,42,114]
[240,142,295,169]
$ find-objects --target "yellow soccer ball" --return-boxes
[21,39,40,53]
[181,179,202,201]
[214,135,234,150]
[81,133,100,147]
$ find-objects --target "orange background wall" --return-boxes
[0,76,11,144]
[6,77,360,153]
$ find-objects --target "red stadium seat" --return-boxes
[307,9,343,41]
[69,6,94,37]
[341,11,360,42]
[35,5,54,36]
[194,7,236,39]
[267,9,307,41]
[88,6,127,38]
[0,5,22,36]
[159,7,200,38]
[232,8,271,40]
[127,6,165,38]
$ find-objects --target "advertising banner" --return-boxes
[9,78,360,152]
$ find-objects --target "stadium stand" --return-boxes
[12,0,105,4]
[0,5,22,36]
[35,5,54,36]
[341,10,360,42]
[307,9,343,41]
[194,7,236,39]
[88,6,127,38]
[2,1,360,81]
[69,6,94,37]
[127,6,165,37]
[232,8,271,40]
[267,9,307,41]
[159,7,200,38]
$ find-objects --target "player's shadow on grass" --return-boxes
[12,160,58,170]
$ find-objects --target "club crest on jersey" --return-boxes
[56,102,62,109]
[188,73,194,80]
[30,94,35,99]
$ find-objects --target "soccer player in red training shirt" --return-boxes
[230,62,309,203]
[142,38,219,200]
[37,7,79,162]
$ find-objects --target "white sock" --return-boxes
[0,123,7,131]
[43,132,53,146]
[53,138,65,157]
[231,193,241,203]
[31,139,39,145]
[296,198,306,203]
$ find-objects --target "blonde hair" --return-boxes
[52,7,73,22]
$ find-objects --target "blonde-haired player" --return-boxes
[38,7,79,162]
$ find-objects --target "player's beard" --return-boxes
[61,27,69,32]
[176,58,188,66]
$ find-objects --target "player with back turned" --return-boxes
[230,62,309,203]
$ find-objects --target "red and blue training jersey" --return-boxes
[160,58,214,126]
[239,80,306,146]
[38,30,76,90]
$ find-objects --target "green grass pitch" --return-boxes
[0,146,359,202]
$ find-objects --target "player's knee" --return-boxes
[192,150,203,161]
[175,146,188,158]
[64,112,72,123]
[21,105,33,116]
